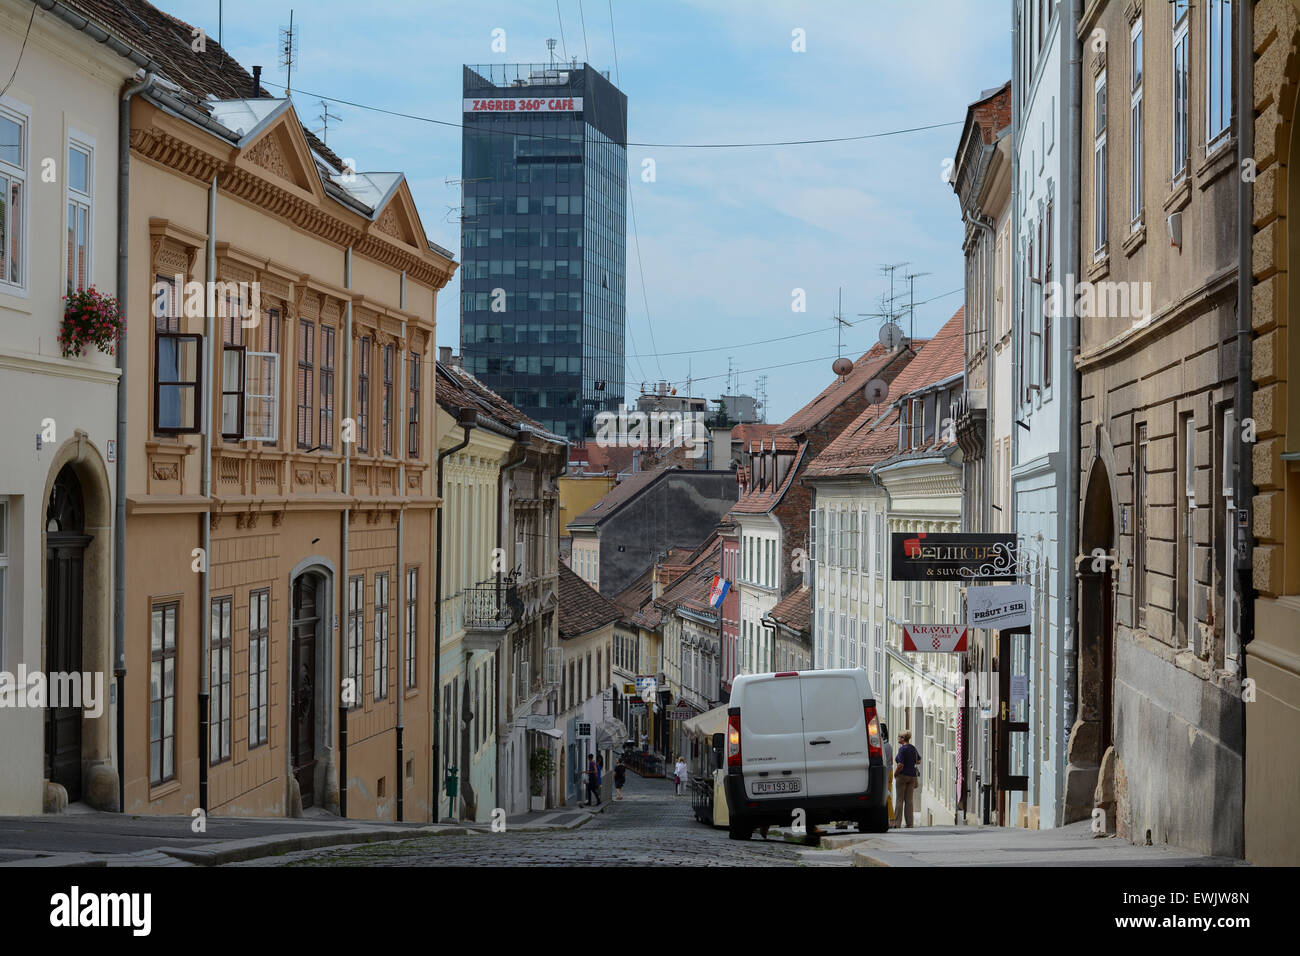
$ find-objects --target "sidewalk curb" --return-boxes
[849,843,932,867]
[154,826,422,866]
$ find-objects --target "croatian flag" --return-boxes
[709,575,730,608]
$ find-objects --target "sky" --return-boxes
[161,0,1009,423]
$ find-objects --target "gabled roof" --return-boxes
[777,343,914,439]
[436,362,565,445]
[569,467,670,528]
[729,444,808,515]
[768,585,811,635]
[804,308,966,480]
[655,536,723,621]
[558,563,623,640]
[63,0,452,262]
[731,423,777,446]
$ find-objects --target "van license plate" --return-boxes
[752,778,801,795]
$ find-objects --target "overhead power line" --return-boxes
[258,80,957,149]
[627,287,961,359]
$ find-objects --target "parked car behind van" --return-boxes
[722,668,888,840]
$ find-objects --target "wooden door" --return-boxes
[291,575,318,807]
[45,465,90,802]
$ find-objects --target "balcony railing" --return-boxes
[463,582,518,634]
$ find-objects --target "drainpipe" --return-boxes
[496,434,528,813]
[1234,0,1254,854]
[339,246,353,817]
[396,302,406,822]
[394,271,409,822]
[435,407,477,820]
[198,173,217,814]
[963,205,995,822]
[1005,0,1021,828]
[1061,0,1084,823]
[115,69,157,813]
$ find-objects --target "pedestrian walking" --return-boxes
[614,758,627,799]
[640,732,649,753]
[893,731,921,828]
[584,753,602,807]
[880,722,895,827]
[673,756,688,796]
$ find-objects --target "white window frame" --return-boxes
[1094,70,1108,257]
[0,98,30,294]
[1172,1,1191,181]
[66,133,94,294]
[874,511,885,579]
[244,351,280,442]
[1130,19,1144,228]
[1205,0,1232,150]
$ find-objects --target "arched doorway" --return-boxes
[45,464,90,802]
[291,573,321,808]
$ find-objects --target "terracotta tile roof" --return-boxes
[436,362,564,443]
[557,563,624,640]
[569,467,669,527]
[777,343,916,439]
[656,537,723,620]
[568,443,635,475]
[768,585,811,634]
[65,0,346,170]
[732,423,777,446]
[804,308,966,480]
[729,443,808,515]
[613,566,654,615]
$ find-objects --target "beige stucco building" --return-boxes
[1246,0,1300,866]
[101,4,455,821]
[1073,0,1244,857]
[0,0,138,814]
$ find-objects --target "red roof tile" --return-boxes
[656,537,723,620]
[558,563,624,639]
[778,343,915,439]
[768,586,811,634]
[804,308,966,479]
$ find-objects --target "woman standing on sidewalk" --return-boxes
[673,756,688,796]
[614,758,627,799]
[893,731,921,828]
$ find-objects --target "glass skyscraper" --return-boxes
[460,63,627,440]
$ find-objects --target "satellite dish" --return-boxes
[879,322,905,350]
[832,356,854,377]
[864,378,890,405]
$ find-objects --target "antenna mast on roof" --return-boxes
[756,375,769,423]
[547,38,558,66]
[279,10,298,99]
[905,270,932,345]
[315,100,341,145]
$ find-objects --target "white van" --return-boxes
[722,668,888,840]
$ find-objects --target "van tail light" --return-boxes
[727,712,742,768]
[864,700,882,760]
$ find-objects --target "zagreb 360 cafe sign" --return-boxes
[890,532,1017,653]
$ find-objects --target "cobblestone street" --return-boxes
[246,772,832,867]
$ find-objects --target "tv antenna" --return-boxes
[279,10,298,98]
[444,176,489,225]
[547,38,558,66]
[905,270,932,344]
[315,100,341,145]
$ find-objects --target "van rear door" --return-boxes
[739,675,806,802]
[799,672,870,798]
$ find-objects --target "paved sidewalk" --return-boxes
[0,806,493,868]
[804,821,1246,867]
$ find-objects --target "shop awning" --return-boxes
[535,727,564,739]
[683,704,729,740]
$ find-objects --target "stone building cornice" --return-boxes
[131,104,455,292]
